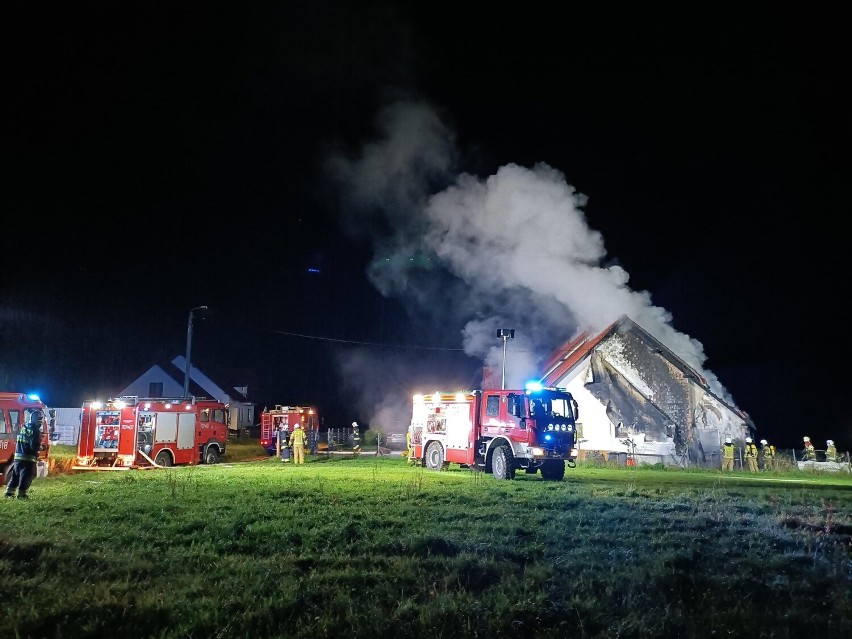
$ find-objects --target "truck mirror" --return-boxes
[49,432,61,442]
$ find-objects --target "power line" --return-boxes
[259,327,465,352]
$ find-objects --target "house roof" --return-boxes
[539,315,750,423]
[539,315,708,388]
[117,356,249,403]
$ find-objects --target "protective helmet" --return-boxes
[760,439,767,445]
[30,410,45,424]
[827,439,834,446]
[745,437,753,443]
[352,422,358,427]
[803,436,810,442]
[725,437,732,444]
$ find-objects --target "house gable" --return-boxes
[539,315,751,465]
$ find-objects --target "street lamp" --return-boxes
[496,328,515,390]
[183,306,208,398]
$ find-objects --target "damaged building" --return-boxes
[538,316,753,467]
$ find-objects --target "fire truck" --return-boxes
[260,405,320,456]
[73,396,228,470]
[1,392,55,484]
[408,383,580,481]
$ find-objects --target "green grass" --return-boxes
[2,456,851,638]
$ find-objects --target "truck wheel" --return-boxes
[424,442,444,470]
[154,451,173,467]
[540,459,565,481]
[204,446,220,465]
[492,445,516,480]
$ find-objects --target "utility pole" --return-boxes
[183,306,208,398]
[496,329,515,390]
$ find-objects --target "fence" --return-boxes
[589,447,851,471]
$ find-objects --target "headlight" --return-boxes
[531,447,544,456]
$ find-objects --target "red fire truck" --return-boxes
[73,396,228,470]
[260,405,320,456]
[1,392,55,484]
[408,383,580,481]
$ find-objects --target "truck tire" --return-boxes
[540,459,565,481]
[492,445,516,480]
[204,446,220,465]
[154,451,173,467]
[424,441,445,470]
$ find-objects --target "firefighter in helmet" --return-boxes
[825,439,839,463]
[760,439,775,470]
[5,409,45,500]
[744,437,758,473]
[351,421,361,452]
[289,422,308,465]
[802,436,816,461]
[721,437,735,471]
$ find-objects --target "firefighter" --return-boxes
[278,424,290,462]
[825,439,839,463]
[721,437,735,471]
[5,410,45,500]
[351,421,361,452]
[760,439,775,470]
[403,429,415,464]
[289,423,308,465]
[802,436,816,461]
[744,437,758,473]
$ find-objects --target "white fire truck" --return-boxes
[1,392,56,483]
[260,405,320,456]
[408,383,580,481]
[73,396,228,470]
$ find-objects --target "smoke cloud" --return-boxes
[327,99,729,432]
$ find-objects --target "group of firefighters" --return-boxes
[802,436,841,463]
[273,421,362,464]
[721,435,844,471]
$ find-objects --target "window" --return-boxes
[149,382,164,397]
[486,395,500,417]
[10,410,22,434]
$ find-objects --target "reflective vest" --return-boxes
[289,427,307,448]
[722,443,735,459]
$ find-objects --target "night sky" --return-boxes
[3,4,848,450]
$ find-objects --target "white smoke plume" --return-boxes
[327,99,729,431]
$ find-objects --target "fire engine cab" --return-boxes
[73,396,228,470]
[1,392,55,483]
[409,383,579,481]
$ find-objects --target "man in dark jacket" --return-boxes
[5,409,44,500]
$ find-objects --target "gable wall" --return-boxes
[554,329,750,466]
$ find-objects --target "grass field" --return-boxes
[2,447,851,638]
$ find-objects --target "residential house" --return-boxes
[538,315,752,467]
[116,355,256,434]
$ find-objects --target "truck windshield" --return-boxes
[546,395,575,420]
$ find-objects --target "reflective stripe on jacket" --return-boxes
[14,422,41,463]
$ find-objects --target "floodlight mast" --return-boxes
[496,329,515,390]
[183,306,208,398]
